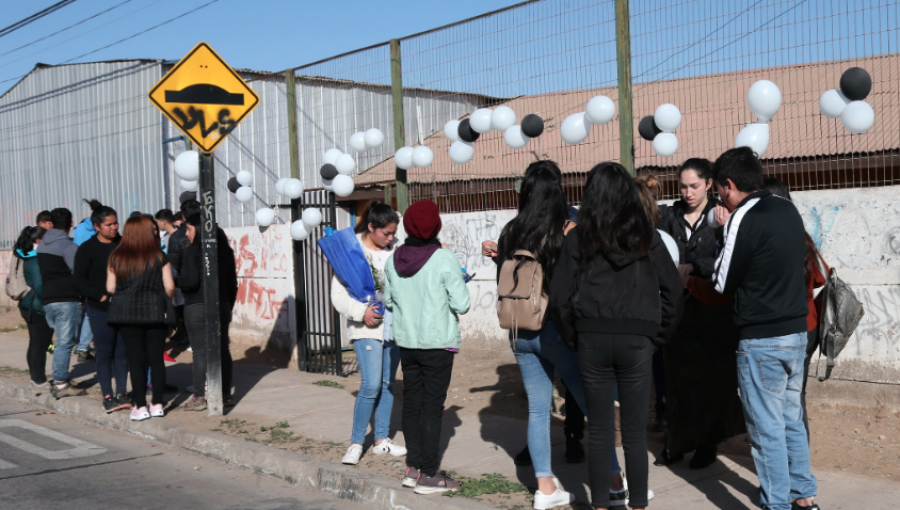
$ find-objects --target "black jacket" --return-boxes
[713,190,808,339]
[658,199,722,278]
[74,235,120,311]
[167,224,191,276]
[549,231,684,349]
[175,229,238,316]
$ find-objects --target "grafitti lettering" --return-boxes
[172,106,238,139]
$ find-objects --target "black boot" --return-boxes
[653,447,683,466]
[689,445,718,469]
[513,445,532,466]
[565,433,585,464]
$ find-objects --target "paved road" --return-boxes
[0,397,362,510]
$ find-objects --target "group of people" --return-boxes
[332,147,824,510]
[14,197,237,421]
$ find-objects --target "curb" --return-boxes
[0,378,495,510]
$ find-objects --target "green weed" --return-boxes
[0,324,26,333]
[444,473,528,498]
[312,380,345,389]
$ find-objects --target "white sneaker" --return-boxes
[533,478,574,510]
[130,406,150,421]
[149,403,165,417]
[341,444,363,465]
[372,438,407,457]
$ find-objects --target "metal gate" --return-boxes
[294,190,342,374]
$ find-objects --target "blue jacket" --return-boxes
[15,249,44,317]
[73,218,96,246]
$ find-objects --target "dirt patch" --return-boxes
[0,308,25,332]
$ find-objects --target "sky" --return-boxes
[0,0,524,94]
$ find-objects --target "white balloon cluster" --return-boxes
[559,95,616,145]
[349,128,385,152]
[290,207,324,241]
[651,104,681,157]
[234,170,254,203]
[734,80,782,158]
[174,151,200,193]
[818,68,875,135]
[394,145,435,168]
[319,148,356,197]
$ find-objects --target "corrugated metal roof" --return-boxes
[357,53,900,185]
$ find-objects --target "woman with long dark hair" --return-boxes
[550,162,682,510]
[655,158,745,469]
[106,216,175,421]
[14,226,52,394]
[334,202,408,466]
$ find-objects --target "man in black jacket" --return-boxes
[712,147,819,510]
[37,208,87,399]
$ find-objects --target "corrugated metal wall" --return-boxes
[0,61,166,249]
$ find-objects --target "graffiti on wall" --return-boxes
[441,210,515,277]
[226,225,292,337]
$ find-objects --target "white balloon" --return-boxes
[585,95,616,125]
[841,100,875,134]
[444,120,461,142]
[560,112,591,145]
[323,148,343,165]
[364,128,385,148]
[658,229,680,266]
[275,177,289,195]
[255,207,276,227]
[321,177,334,192]
[504,125,530,149]
[448,141,475,164]
[819,89,850,119]
[707,208,718,229]
[654,103,682,133]
[469,108,494,134]
[301,208,323,229]
[652,132,679,157]
[236,170,253,187]
[335,153,356,175]
[491,106,517,132]
[395,147,414,170]
[235,186,253,203]
[332,175,355,197]
[412,146,434,168]
[734,122,770,157]
[349,132,367,152]
[747,80,782,121]
[290,220,310,241]
[180,179,198,192]
[282,178,304,199]
[174,150,199,181]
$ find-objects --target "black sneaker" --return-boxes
[653,447,684,466]
[102,395,122,413]
[513,446,532,466]
[47,344,56,354]
[76,350,95,363]
[654,402,668,430]
[792,501,821,510]
[414,472,459,495]
[689,445,718,470]
[116,393,133,409]
[565,434,586,464]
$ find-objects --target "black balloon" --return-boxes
[457,118,480,143]
[179,191,196,204]
[227,176,240,193]
[839,67,872,101]
[320,163,338,181]
[521,114,544,138]
[638,115,662,141]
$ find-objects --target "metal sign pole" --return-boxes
[199,152,223,416]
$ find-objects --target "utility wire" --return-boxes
[0,0,136,58]
[0,0,78,39]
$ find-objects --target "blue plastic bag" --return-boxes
[317,227,376,305]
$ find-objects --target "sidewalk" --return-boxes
[0,328,896,509]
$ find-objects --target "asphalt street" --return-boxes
[0,397,362,510]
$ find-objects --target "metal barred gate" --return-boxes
[294,190,343,374]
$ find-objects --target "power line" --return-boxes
[0,0,136,58]
[0,0,78,39]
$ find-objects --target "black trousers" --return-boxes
[184,303,233,399]
[400,348,454,478]
[564,386,585,440]
[20,308,52,385]
[119,325,168,407]
[579,333,654,509]
[87,307,128,397]
[801,327,819,442]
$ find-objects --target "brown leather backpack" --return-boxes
[497,249,549,336]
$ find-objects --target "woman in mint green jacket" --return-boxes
[383,200,470,495]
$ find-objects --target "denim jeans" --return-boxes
[513,321,621,479]
[45,301,83,383]
[350,339,400,445]
[737,333,817,510]
[87,307,128,397]
[76,305,93,352]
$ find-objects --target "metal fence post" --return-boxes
[615,0,635,176]
[390,38,407,213]
[285,69,307,371]
[199,152,223,416]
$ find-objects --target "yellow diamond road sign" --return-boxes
[149,42,259,153]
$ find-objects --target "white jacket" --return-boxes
[330,233,394,341]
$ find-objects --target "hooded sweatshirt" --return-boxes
[549,230,684,349]
[15,249,44,317]
[73,218,97,246]
[37,229,81,304]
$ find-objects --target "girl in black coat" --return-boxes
[655,158,745,469]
